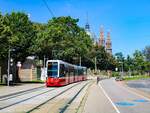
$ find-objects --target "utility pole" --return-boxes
[119,61,124,78]
[7,48,10,86]
[121,62,124,77]
[43,55,46,76]
[95,57,97,71]
[79,57,81,66]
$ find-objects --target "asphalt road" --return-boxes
[127,79,150,94]
[99,78,150,113]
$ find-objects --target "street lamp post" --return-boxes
[129,66,131,76]
[7,48,15,86]
[43,55,46,76]
[119,61,124,78]
[95,57,97,72]
[115,56,124,78]
[121,62,124,77]
[7,48,11,86]
[79,56,81,66]
[43,55,48,77]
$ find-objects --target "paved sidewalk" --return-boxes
[82,82,116,113]
[0,83,45,97]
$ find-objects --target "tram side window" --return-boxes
[47,62,58,77]
[68,66,74,76]
[59,64,65,77]
[64,65,69,77]
[78,69,81,76]
[83,68,87,75]
[79,68,84,75]
[70,67,74,76]
[82,69,84,75]
[75,68,78,76]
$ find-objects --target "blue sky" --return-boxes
[0,0,150,56]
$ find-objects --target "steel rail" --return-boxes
[0,86,45,100]
[59,82,89,113]
[0,86,45,101]
[0,88,55,110]
[26,81,87,113]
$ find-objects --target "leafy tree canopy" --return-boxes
[143,46,150,62]
[0,12,35,61]
[31,16,93,64]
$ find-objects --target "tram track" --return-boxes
[27,81,91,113]
[0,86,45,101]
[59,82,89,113]
[0,81,86,112]
[0,88,56,110]
[26,81,90,113]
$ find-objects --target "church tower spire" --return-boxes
[85,12,90,31]
[98,25,105,47]
[106,30,112,54]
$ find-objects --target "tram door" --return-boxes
[60,64,67,84]
[64,65,69,84]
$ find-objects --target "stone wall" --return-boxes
[19,68,38,82]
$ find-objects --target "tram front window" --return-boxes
[47,62,58,77]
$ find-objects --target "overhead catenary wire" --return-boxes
[42,0,55,17]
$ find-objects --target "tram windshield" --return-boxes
[47,62,58,77]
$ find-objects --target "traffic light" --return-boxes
[10,58,13,66]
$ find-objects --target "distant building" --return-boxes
[85,21,91,37]
[84,15,97,45]
[98,26,112,54]
[106,31,112,54]
[98,26,105,47]
[84,15,112,54]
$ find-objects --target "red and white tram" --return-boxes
[46,60,87,87]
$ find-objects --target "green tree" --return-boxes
[96,46,109,70]
[133,50,145,74]
[115,52,124,61]
[31,16,93,64]
[0,12,7,59]
[88,45,116,70]
[29,22,47,56]
[2,12,35,62]
[143,46,150,61]
[115,52,125,71]
[123,55,134,71]
[0,11,117,71]
[143,46,150,75]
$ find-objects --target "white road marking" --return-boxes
[114,80,150,101]
[99,81,121,113]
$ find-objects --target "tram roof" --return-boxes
[47,60,86,69]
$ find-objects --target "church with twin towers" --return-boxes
[85,21,112,55]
